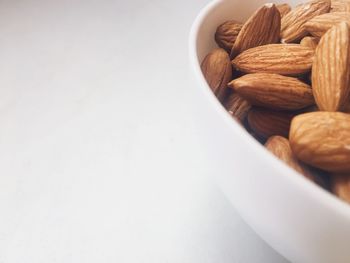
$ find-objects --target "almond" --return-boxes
[228,73,314,110]
[276,3,292,18]
[312,22,350,111]
[265,136,316,181]
[215,20,243,52]
[232,44,314,76]
[230,3,281,58]
[331,0,350,12]
[281,0,331,43]
[247,108,294,139]
[331,173,350,204]
[201,48,232,102]
[304,12,350,37]
[224,93,251,121]
[300,36,320,49]
[290,112,350,172]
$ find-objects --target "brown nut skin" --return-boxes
[265,136,317,182]
[312,22,350,112]
[232,44,315,76]
[201,48,232,102]
[247,107,294,139]
[300,36,319,49]
[215,20,243,52]
[230,3,281,58]
[290,112,350,173]
[228,73,314,110]
[281,0,331,43]
[276,3,292,18]
[331,0,350,12]
[304,12,350,37]
[224,93,251,122]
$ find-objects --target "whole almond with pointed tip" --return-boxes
[224,93,251,121]
[312,22,350,111]
[276,3,292,18]
[230,3,281,58]
[331,173,350,204]
[290,112,350,172]
[201,48,232,102]
[232,44,314,76]
[248,108,294,139]
[281,0,331,43]
[265,136,316,181]
[300,36,320,49]
[331,0,350,12]
[215,20,243,52]
[304,12,350,37]
[228,73,314,110]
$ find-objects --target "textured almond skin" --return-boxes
[281,0,331,43]
[300,36,320,49]
[331,0,350,12]
[215,20,243,52]
[304,12,350,37]
[201,48,232,102]
[248,108,294,139]
[290,112,350,172]
[276,3,292,18]
[228,73,314,110]
[232,44,314,76]
[230,3,281,58]
[224,93,251,121]
[265,136,316,181]
[331,173,350,204]
[312,22,350,111]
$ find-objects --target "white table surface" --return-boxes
[0,0,288,262]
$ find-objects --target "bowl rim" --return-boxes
[188,0,350,219]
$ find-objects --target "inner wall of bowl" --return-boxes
[196,0,303,63]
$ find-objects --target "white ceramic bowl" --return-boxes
[189,1,350,262]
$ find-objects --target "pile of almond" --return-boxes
[201,0,350,204]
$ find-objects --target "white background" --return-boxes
[0,0,288,262]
